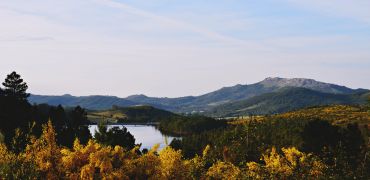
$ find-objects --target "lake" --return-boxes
[89,124,176,150]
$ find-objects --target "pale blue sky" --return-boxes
[0,0,369,97]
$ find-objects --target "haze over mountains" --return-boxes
[29,77,369,116]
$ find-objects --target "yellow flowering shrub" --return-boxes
[158,147,190,179]
[1,137,40,179]
[185,145,211,179]
[123,145,160,179]
[1,121,331,179]
[61,139,131,179]
[24,121,61,179]
[206,161,241,180]
[246,147,327,179]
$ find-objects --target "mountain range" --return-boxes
[28,77,370,116]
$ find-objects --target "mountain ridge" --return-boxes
[28,77,369,114]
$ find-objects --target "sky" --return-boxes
[0,0,369,97]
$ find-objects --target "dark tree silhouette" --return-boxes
[56,106,91,147]
[339,123,365,171]
[95,123,136,149]
[301,120,340,155]
[2,71,29,101]
[0,72,32,148]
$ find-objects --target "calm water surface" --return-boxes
[89,125,176,150]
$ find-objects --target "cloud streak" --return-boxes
[92,0,263,48]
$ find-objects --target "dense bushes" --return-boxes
[94,123,136,149]
[158,115,227,136]
[0,121,328,179]
[172,117,369,179]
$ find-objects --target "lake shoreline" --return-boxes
[88,122,160,126]
[88,124,178,150]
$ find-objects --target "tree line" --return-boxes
[0,71,136,152]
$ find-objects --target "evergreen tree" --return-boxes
[57,106,91,147]
[301,120,340,155]
[2,71,29,101]
[95,123,135,149]
[0,72,32,147]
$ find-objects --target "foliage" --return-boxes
[159,115,227,136]
[172,117,305,162]
[274,105,370,127]
[0,72,33,147]
[94,123,136,149]
[158,147,189,179]
[2,71,29,101]
[32,104,92,148]
[246,147,326,179]
[0,72,92,150]
[206,161,241,179]
[0,121,333,179]
[173,116,369,179]
[24,121,62,179]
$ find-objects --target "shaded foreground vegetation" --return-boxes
[170,105,370,179]
[1,121,328,179]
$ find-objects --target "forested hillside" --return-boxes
[208,87,369,116]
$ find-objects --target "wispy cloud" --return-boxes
[92,0,261,47]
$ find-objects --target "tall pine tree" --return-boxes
[2,71,29,101]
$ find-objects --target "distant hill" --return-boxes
[87,105,180,124]
[29,77,368,114]
[207,87,370,117]
[29,94,138,110]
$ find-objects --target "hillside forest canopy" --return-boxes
[0,71,369,179]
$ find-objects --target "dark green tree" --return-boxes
[301,120,340,155]
[0,72,32,148]
[94,123,135,149]
[57,106,91,147]
[68,106,88,128]
[2,71,29,101]
[338,123,366,175]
